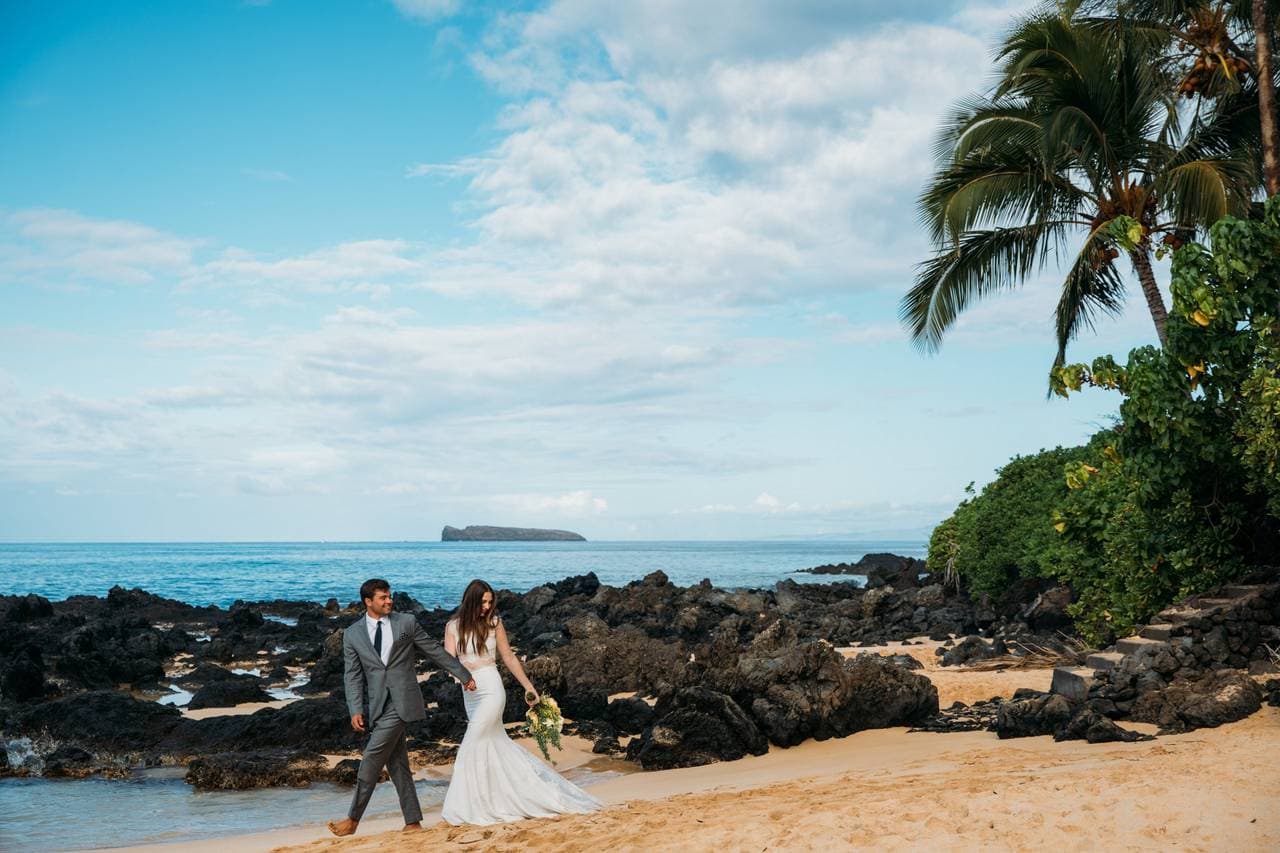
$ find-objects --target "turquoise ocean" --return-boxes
[0,540,927,608]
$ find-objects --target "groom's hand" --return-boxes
[463,679,477,691]
[350,713,365,732]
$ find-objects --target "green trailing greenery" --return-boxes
[926,444,1094,596]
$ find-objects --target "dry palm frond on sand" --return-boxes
[959,635,1087,671]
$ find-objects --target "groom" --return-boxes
[328,578,476,836]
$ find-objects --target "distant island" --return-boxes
[441,525,587,542]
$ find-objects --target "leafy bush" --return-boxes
[926,444,1093,596]
[1049,197,1280,641]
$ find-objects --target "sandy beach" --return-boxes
[267,710,1279,853]
[110,641,1280,853]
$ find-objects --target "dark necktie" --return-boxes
[373,620,383,657]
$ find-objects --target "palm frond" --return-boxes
[902,223,1071,352]
[1054,226,1129,365]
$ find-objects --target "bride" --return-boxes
[441,579,602,825]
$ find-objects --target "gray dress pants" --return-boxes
[347,695,422,824]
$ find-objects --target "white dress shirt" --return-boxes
[365,613,392,666]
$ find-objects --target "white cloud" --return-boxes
[247,445,344,475]
[666,493,963,537]
[406,161,481,178]
[375,481,429,495]
[951,0,1043,33]
[396,6,1005,311]
[191,240,420,292]
[490,489,608,517]
[236,473,294,496]
[753,491,780,510]
[0,209,199,285]
[323,305,419,327]
[812,313,907,346]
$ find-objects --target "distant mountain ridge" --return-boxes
[441,525,587,542]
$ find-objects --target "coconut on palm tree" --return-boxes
[1078,0,1278,195]
[902,10,1258,364]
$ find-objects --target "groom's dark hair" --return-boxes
[360,578,390,604]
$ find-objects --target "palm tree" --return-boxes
[1257,0,1279,195]
[903,11,1258,363]
[1078,0,1278,195]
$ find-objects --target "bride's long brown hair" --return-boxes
[454,579,497,655]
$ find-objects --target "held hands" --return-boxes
[350,713,365,732]
[463,678,477,691]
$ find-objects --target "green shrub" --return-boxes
[1049,197,1280,642]
[926,444,1092,596]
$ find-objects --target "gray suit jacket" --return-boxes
[343,611,472,723]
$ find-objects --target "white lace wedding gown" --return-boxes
[441,619,603,825]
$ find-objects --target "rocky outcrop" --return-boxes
[939,636,1006,667]
[626,687,767,770]
[991,692,1151,743]
[993,692,1077,739]
[298,630,345,695]
[796,553,927,588]
[187,678,273,710]
[2,646,49,703]
[604,696,655,735]
[623,636,938,769]
[41,744,100,779]
[158,695,367,756]
[700,641,937,747]
[13,691,182,752]
[1129,669,1263,734]
[328,756,392,786]
[185,749,329,790]
[0,594,54,623]
[1046,578,1280,735]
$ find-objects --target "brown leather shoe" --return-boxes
[404,822,423,831]
[327,818,358,836]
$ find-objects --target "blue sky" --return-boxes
[0,0,1156,541]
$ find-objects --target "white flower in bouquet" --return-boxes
[523,693,564,763]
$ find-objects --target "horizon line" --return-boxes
[0,537,929,545]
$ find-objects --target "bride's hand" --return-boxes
[524,688,540,706]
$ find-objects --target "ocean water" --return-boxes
[0,763,624,852]
[0,540,926,608]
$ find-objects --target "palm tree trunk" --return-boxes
[1129,248,1169,346]
[1257,0,1280,196]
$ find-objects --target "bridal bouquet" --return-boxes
[523,691,564,763]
